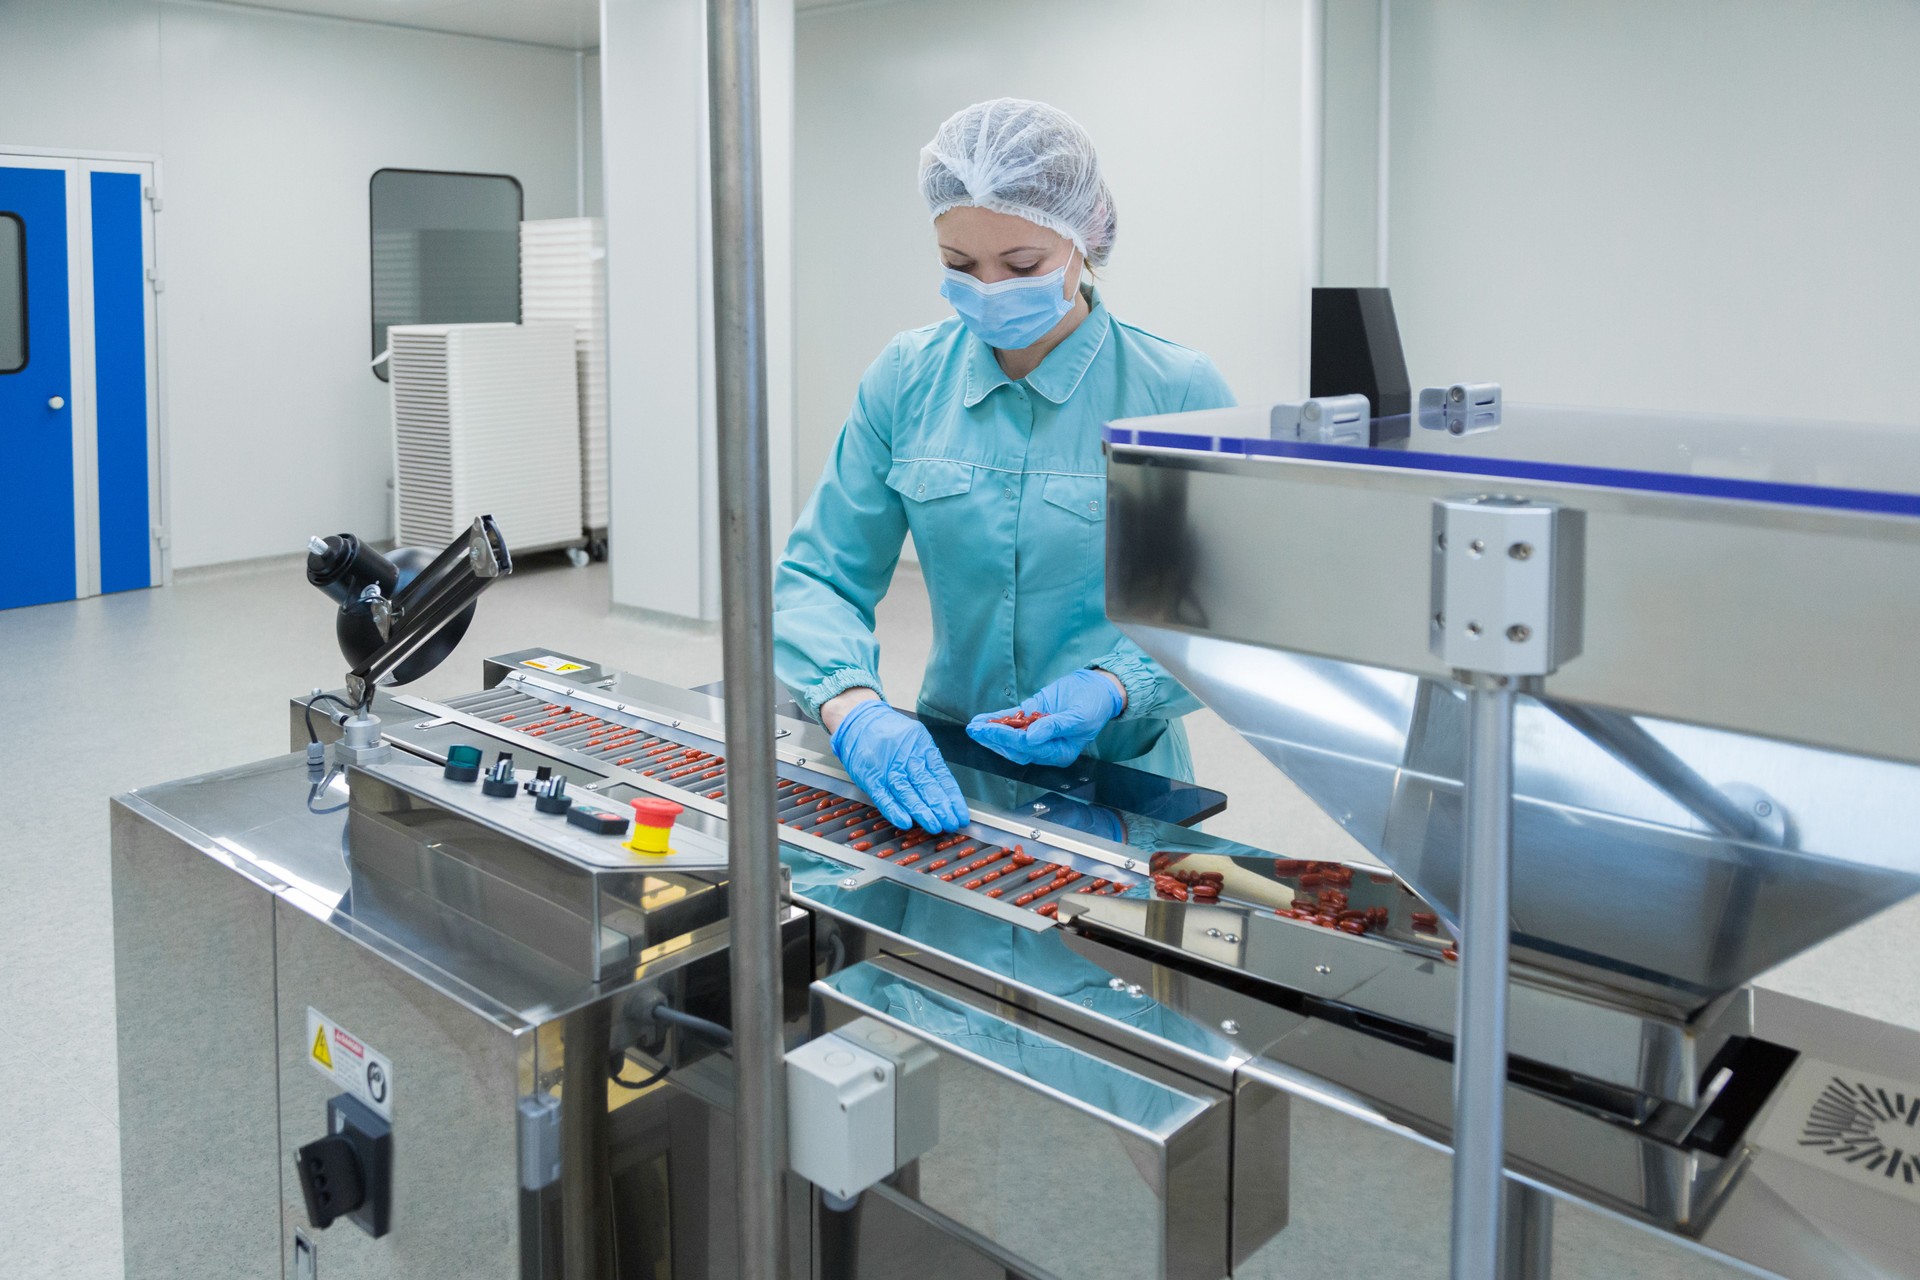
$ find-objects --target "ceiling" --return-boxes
[219,0,603,50]
[221,0,868,51]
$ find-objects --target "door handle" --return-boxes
[48,396,65,411]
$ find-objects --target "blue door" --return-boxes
[0,165,76,610]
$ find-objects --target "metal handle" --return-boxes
[48,395,65,411]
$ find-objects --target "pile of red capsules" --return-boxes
[1149,853,1223,903]
[987,711,1044,730]
[1269,859,1396,939]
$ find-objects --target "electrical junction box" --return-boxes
[786,1016,941,1201]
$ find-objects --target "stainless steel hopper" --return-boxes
[1104,400,1920,1275]
[1103,402,1920,1014]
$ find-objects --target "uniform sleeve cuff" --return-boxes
[802,667,885,722]
[1090,651,1158,722]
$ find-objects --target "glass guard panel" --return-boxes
[0,213,25,373]
[368,169,522,381]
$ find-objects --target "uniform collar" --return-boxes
[961,287,1113,408]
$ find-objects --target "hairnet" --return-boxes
[920,99,1117,267]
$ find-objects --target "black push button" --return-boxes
[567,805,627,835]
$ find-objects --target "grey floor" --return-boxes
[0,552,1904,1278]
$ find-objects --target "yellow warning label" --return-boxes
[311,1025,332,1069]
[523,654,588,674]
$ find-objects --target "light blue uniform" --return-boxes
[774,288,1235,780]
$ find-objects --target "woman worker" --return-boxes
[774,98,1235,835]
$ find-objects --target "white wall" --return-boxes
[1382,0,1920,425]
[0,0,583,569]
[792,0,1323,515]
[600,0,795,621]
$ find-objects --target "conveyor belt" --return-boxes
[439,686,1139,918]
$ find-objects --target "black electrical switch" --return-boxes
[535,776,574,816]
[295,1134,366,1230]
[295,1094,392,1238]
[567,804,627,835]
[482,751,518,797]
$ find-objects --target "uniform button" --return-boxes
[916,484,926,497]
[1003,487,1015,500]
[1002,589,1013,601]
[1086,501,1099,514]
[1004,685,1015,697]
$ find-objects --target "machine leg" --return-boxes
[562,1001,616,1280]
[1450,675,1517,1280]
[1498,1182,1553,1280]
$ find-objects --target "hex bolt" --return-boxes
[1436,532,1448,552]
[1314,963,1333,975]
[1469,538,1486,557]
[839,877,858,890]
[1466,622,1483,638]
[1206,927,1222,939]
[1507,624,1532,643]
[1754,800,1773,817]
[1509,541,1533,561]
[1448,384,1466,404]
[1224,933,1240,944]
[1433,611,1446,628]
[1220,1020,1241,1036]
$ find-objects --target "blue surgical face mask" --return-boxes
[939,253,1077,350]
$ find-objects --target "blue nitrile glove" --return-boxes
[829,700,970,833]
[967,669,1125,768]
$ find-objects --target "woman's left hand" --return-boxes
[967,668,1125,768]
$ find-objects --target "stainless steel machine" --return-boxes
[112,455,1920,1280]
[112,389,1920,1280]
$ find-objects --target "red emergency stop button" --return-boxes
[626,797,684,854]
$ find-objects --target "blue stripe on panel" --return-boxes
[91,170,152,593]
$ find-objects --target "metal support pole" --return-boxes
[1498,1182,1554,1280]
[1451,672,1516,1280]
[560,1002,614,1280]
[705,0,786,1277]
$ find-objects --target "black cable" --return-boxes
[304,691,357,744]
[611,1054,670,1091]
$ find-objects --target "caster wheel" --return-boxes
[566,547,590,569]
[587,537,609,563]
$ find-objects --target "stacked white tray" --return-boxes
[388,322,583,554]
[520,218,609,532]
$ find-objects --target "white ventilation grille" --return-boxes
[520,218,609,532]
[388,322,583,554]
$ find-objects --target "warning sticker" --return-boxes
[306,1008,394,1121]
[522,654,588,675]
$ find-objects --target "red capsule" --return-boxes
[925,859,951,872]
[1442,947,1459,962]
[963,878,985,890]
[1036,903,1059,918]
[1010,852,1037,868]
[1411,911,1439,931]
[986,888,1006,899]
[851,841,873,852]
[1339,919,1370,936]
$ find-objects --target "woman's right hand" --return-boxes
[827,696,970,833]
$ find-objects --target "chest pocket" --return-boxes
[885,459,975,560]
[886,459,974,505]
[1023,472,1105,593]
